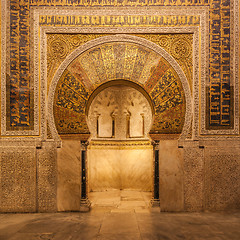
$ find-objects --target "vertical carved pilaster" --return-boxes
[80,141,91,212]
[150,140,161,211]
[37,141,57,212]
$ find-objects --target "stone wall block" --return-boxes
[88,141,152,192]
[57,139,81,211]
[159,140,184,211]
[37,141,57,212]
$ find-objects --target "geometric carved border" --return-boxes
[1,4,239,137]
[0,1,39,136]
[1,6,204,138]
[38,6,239,137]
[32,7,208,143]
[200,0,239,135]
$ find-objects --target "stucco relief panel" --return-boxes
[0,147,36,212]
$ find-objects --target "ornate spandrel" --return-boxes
[53,42,186,136]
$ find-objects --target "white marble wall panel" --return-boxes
[88,143,152,192]
[57,139,81,211]
[120,148,152,191]
[159,140,184,212]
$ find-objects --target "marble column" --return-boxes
[150,140,161,211]
[80,141,91,212]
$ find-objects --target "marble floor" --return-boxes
[89,190,152,213]
[1,190,240,240]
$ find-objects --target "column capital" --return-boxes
[81,140,89,149]
[151,140,160,148]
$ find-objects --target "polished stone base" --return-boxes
[149,199,161,212]
[88,141,153,192]
[79,198,91,212]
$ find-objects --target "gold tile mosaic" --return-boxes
[53,41,186,134]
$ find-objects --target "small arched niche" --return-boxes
[87,83,153,141]
[86,81,154,192]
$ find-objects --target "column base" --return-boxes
[80,198,91,212]
[149,199,161,212]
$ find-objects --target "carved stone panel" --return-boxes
[92,90,118,138]
[183,143,204,212]
[37,141,57,212]
[204,146,240,211]
[0,147,36,212]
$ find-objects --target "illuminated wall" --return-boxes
[0,0,239,213]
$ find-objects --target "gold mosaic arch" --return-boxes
[47,33,193,92]
[48,35,192,143]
